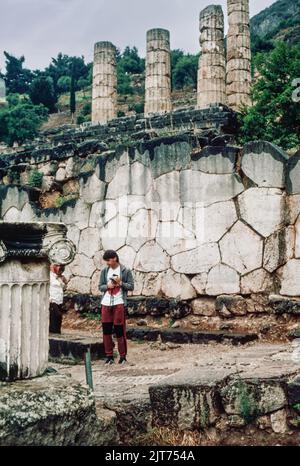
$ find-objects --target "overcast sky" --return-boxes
[0,0,275,71]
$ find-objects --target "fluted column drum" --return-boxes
[0,222,76,381]
[0,260,49,380]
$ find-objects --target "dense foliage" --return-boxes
[239,42,300,150]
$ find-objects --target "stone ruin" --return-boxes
[1,0,300,447]
[91,1,252,123]
[0,77,6,106]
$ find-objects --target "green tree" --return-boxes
[2,52,33,94]
[29,75,57,113]
[171,52,199,90]
[239,42,300,150]
[57,75,71,93]
[0,95,48,146]
[45,53,89,93]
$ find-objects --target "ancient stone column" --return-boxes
[197,5,227,109]
[0,77,7,107]
[226,0,252,111]
[92,41,117,124]
[0,223,75,381]
[145,29,172,115]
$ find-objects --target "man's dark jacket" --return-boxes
[98,263,134,306]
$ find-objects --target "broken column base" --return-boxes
[0,374,118,446]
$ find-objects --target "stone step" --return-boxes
[49,333,105,361]
[126,326,258,345]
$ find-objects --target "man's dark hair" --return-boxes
[103,250,119,262]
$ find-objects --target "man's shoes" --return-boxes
[118,357,127,365]
[104,356,114,365]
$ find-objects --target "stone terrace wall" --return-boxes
[0,107,300,319]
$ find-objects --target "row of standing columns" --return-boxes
[91,0,252,124]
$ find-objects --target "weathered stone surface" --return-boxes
[270,409,288,433]
[145,29,172,115]
[117,245,136,270]
[61,199,90,230]
[101,214,128,251]
[134,241,170,272]
[206,264,240,296]
[220,377,287,418]
[287,194,300,224]
[67,276,91,294]
[191,273,208,295]
[66,225,80,249]
[78,228,101,258]
[127,209,158,252]
[161,270,196,300]
[180,170,244,205]
[220,221,263,274]
[142,272,162,297]
[92,41,117,124]
[286,150,300,194]
[0,374,118,446]
[241,269,273,294]
[156,221,197,256]
[91,270,101,296]
[216,295,248,316]
[287,376,300,406]
[241,141,288,188]
[154,171,180,221]
[201,200,237,243]
[171,243,220,274]
[263,227,294,273]
[191,146,238,174]
[49,334,104,360]
[238,188,285,237]
[226,0,252,110]
[269,294,300,315]
[191,297,216,316]
[279,259,300,297]
[79,174,106,204]
[69,254,95,278]
[197,5,226,108]
[0,187,28,217]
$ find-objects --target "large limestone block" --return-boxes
[241,141,288,188]
[79,174,106,204]
[220,221,263,274]
[69,254,95,278]
[238,188,285,237]
[180,170,244,206]
[61,199,90,230]
[0,187,29,217]
[106,164,130,199]
[89,201,105,228]
[171,243,220,274]
[101,214,128,252]
[154,171,181,222]
[263,227,294,273]
[156,221,197,256]
[279,259,300,296]
[134,241,170,272]
[142,272,163,297]
[117,245,136,269]
[161,270,196,300]
[191,273,208,295]
[67,276,91,294]
[78,228,101,258]
[206,264,240,295]
[106,162,152,199]
[127,209,158,252]
[191,146,238,174]
[199,200,238,243]
[3,207,21,222]
[150,140,191,179]
[241,269,274,294]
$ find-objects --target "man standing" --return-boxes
[99,250,134,365]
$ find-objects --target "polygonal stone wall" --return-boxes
[1,139,300,305]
